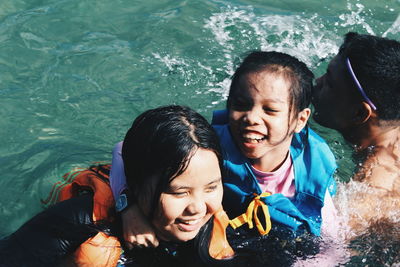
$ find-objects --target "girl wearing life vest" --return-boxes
[0,105,235,266]
[212,51,338,238]
[110,51,339,249]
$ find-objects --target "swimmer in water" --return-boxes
[312,32,400,236]
[0,105,235,266]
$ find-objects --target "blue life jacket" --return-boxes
[212,110,337,236]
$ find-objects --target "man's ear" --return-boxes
[294,108,311,133]
[354,102,374,124]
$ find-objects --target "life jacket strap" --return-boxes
[208,208,235,259]
[229,192,272,236]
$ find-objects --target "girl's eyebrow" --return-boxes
[270,97,285,103]
[166,184,190,191]
[207,177,222,185]
[168,177,222,190]
[261,97,286,104]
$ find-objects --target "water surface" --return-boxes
[1,0,399,264]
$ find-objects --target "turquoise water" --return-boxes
[1,0,399,264]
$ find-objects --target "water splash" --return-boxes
[202,1,399,104]
[204,6,247,51]
[383,13,400,37]
[337,2,375,35]
[151,52,200,88]
[203,5,341,101]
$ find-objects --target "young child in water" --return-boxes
[312,32,400,236]
[0,105,235,266]
[111,51,338,248]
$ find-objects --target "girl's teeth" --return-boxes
[243,136,265,143]
[180,219,200,225]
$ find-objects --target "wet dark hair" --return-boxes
[227,51,314,115]
[338,32,400,120]
[121,105,222,219]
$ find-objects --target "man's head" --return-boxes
[312,32,400,132]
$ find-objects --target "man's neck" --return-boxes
[341,122,400,151]
[345,122,400,191]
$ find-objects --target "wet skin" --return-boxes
[149,148,223,242]
[312,54,361,132]
[313,54,400,236]
[228,70,309,172]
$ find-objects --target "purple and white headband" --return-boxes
[345,57,377,110]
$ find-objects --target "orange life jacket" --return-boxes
[43,164,234,266]
[43,165,122,266]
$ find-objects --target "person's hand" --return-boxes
[121,204,159,249]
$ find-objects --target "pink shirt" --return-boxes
[251,153,338,237]
[252,153,295,197]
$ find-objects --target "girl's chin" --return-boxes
[156,226,202,243]
[170,230,200,243]
[240,146,264,159]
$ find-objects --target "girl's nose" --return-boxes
[185,197,206,215]
[243,108,262,125]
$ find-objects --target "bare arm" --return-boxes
[110,142,159,247]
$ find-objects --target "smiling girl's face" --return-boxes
[150,148,223,242]
[228,70,310,171]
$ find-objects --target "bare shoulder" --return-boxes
[341,143,400,236]
[343,181,399,237]
[354,149,400,191]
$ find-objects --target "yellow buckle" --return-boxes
[229,192,272,236]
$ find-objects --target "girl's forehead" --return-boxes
[238,72,291,97]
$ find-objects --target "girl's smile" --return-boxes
[242,130,267,143]
[176,218,203,232]
[150,148,223,242]
[229,70,310,172]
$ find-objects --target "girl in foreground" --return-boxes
[112,51,338,249]
[0,105,234,266]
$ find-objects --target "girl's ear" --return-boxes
[294,108,311,133]
[354,101,374,124]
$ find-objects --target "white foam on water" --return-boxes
[294,175,400,265]
[255,13,339,67]
[336,180,400,234]
[146,1,397,109]
[38,127,61,140]
[151,52,232,98]
[202,5,340,103]
[152,52,189,72]
[383,13,400,37]
[152,52,198,87]
[202,1,399,105]
[337,2,375,35]
[231,8,338,63]
[204,6,250,51]
[207,77,231,100]
[34,112,50,117]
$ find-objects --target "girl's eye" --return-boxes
[263,106,278,113]
[205,184,218,193]
[165,187,189,197]
[170,191,188,197]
